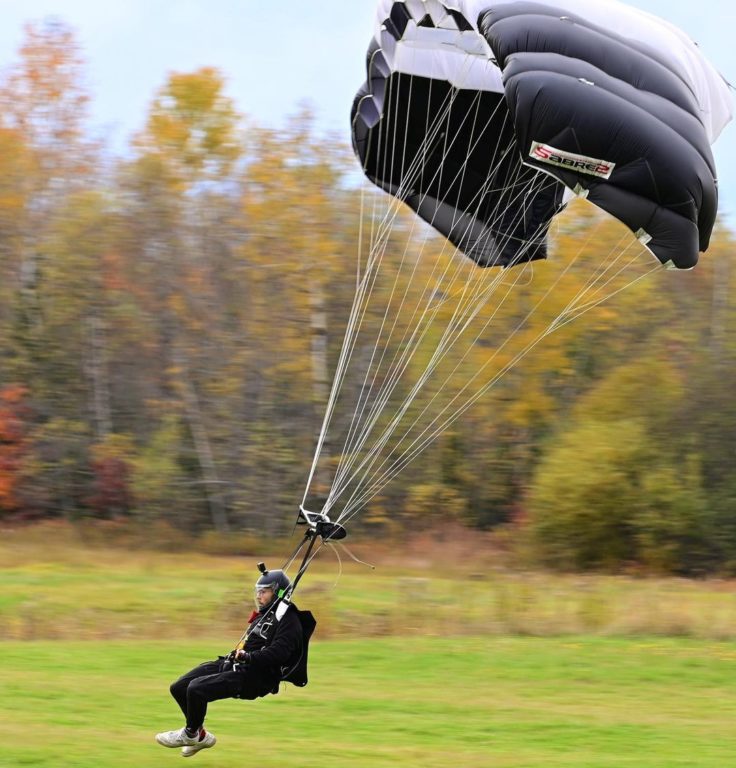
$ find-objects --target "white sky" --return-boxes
[0,0,733,222]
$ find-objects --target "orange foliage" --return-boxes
[0,385,30,512]
[86,456,132,518]
[85,440,133,518]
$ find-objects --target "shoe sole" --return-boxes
[182,737,216,757]
[156,736,194,748]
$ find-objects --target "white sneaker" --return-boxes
[181,731,217,757]
[155,727,199,748]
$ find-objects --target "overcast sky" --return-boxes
[0,0,733,222]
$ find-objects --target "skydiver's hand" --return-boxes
[234,649,249,661]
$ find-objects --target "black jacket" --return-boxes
[244,603,316,688]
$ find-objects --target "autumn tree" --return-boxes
[0,385,31,517]
[525,228,736,574]
[123,67,243,531]
[0,19,95,387]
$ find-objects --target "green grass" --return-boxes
[3,524,736,642]
[2,636,736,767]
[3,525,736,766]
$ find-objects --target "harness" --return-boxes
[231,507,343,685]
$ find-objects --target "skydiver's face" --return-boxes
[255,587,275,610]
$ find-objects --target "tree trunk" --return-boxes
[178,359,230,532]
[87,313,111,439]
[309,281,331,498]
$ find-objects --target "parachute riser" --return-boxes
[235,507,345,651]
[298,504,348,542]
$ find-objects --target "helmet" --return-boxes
[254,567,291,610]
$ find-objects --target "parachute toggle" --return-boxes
[298,505,348,541]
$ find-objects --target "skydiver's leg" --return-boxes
[184,671,244,732]
[169,661,222,720]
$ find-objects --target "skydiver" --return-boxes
[155,566,315,757]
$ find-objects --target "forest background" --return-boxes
[1,20,735,577]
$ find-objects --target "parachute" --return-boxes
[352,0,733,269]
[296,1,732,537]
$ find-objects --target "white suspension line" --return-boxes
[330,171,546,516]
[335,72,443,454]
[325,76,470,504]
[334,213,546,519]
[337,245,663,525]
[553,246,648,325]
[309,43,662,525]
[331,91,492,481]
[326,141,530,511]
[336,98,520,449]
[550,253,661,332]
[333,222,636,520]
[333,247,537,520]
[303,65,448,506]
[327,74,511,502]
[330,146,552,500]
[300,176,396,505]
[327,156,548,515]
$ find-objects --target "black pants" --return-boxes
[170,660,274,732]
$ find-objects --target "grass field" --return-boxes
[3,637,736,768]
[4,523,736,642]
[2,524,736,767]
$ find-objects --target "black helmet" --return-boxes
[254,566,291,609]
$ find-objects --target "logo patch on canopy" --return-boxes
[529,141,615,179]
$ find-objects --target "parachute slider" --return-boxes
[298,505,347,541]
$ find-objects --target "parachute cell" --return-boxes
[352,0,733,269]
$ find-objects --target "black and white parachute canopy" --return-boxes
[352,0,733,269]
